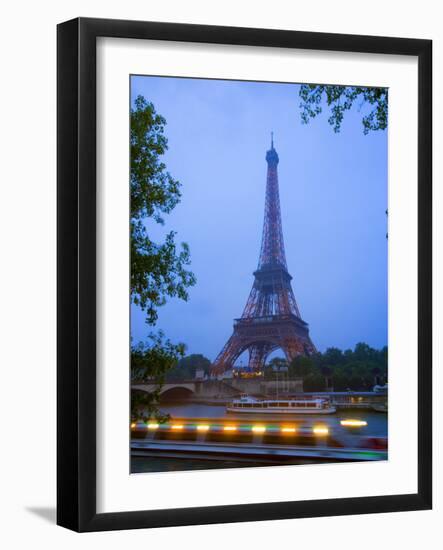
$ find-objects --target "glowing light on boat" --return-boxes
[196,425,210,432]
[281,427,296,434]
[313,425,329,435]
[340,419,368,427]
[171,424,184,430]
[147,423,159,430]
[130,422,136,429]
[251,426,266,433]
[223,426,237,432]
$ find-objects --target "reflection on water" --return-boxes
[131,455,319,473]
[131,456,271,473]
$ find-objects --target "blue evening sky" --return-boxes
[130,75,388,360]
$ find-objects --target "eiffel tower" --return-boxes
[212,135,316,374]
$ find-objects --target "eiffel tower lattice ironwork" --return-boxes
[212,135,316,375]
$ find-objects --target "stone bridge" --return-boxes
[132,378,303,401]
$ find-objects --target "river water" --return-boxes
[159,402,388,437]
[131,403,387,474]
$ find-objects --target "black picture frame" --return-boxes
[57,17,432,532]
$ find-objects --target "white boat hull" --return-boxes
[226,406,336,414]
[371,404,388,413]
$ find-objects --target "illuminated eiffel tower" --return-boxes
[212,136,316,374]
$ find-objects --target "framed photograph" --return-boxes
[57,17,432,532]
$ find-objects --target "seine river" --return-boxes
[158,402,388,437]
[131,403,387,474]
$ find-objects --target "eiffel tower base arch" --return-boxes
[212,315,316,375]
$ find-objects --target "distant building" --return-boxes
[213,368,234,381]
[195,368,206,380]
[271,365,288,373]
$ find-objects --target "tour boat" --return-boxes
[226,394,336,414]
[371,402,388,413]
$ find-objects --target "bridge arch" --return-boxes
[159,385,195,402]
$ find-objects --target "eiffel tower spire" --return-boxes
[258,133,287,270]
[242,139,301,319]
[212,140,315,374]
